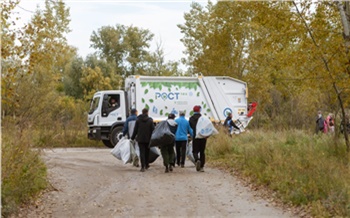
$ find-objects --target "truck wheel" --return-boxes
[110,126,124,146]
[102,140,113,148]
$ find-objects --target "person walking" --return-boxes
[160,113,177,173]
[175,111,193,168]
[189,105,207,172]
[131,108,154,172]
[327,114,335,133]
[316,111,325,134]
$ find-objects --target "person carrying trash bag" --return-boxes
[149,113,177,173]
[131,108,155,172]
[189,105,206,172]
[175,111,193,168]
[189,105,219,172]
[163,113,177,173]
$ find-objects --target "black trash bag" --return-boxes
[148,147,160,163]
[149,121,175,147]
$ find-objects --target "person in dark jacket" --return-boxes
[223,112,240,135]
[175,111,193,167]
[160,113,178,173]
[315,111,325,134]
[189,105,207,172]
[122,108,138,138]
[131,108,154,172]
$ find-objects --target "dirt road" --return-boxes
[22,148,296,217]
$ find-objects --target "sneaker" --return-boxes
[165,166,169,173]
[200,168,204,172]
[140,168,145,172]
[196,160,201,172]
[169,165,173,172]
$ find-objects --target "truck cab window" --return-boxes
[102,94,120,117]
[89,97,100,114]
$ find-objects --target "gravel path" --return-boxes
[19,147,297,218]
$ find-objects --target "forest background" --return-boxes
[1,0,350,217]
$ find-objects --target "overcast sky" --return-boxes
[15,0,209,66]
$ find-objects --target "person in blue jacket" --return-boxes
[175,111,193,168]
[122,108,138,138]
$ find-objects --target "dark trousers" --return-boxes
[139,143,150,169]
[160,143,175,167]
[175,140,187,165]
[192,138,207,168]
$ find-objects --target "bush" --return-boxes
[1,107,101,217]
[207,129,350,217]
[1,120,48,217]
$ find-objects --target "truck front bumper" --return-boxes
[88,126,101,140]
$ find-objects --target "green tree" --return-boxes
[63,56,85,99]
[179,1,349,134]
[144,40,183,76]
[90,24,154,77]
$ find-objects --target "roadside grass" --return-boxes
[207,127,350,217]
[32,127,102,148]
[1,117,102,217]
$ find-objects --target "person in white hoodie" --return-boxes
[160,113,178,173]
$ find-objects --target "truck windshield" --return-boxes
[89,97,100,114]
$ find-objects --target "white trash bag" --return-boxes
[186,141,195,165]
[130,141,139,167]
[111,138,126,160]
[111,137,132,164]
[196,116,218,139]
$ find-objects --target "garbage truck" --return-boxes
[87,75,256,148]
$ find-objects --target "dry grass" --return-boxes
[207,127,350,217]
[1,115,102,217]
[2,121,47,217]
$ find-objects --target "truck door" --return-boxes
[100,93,124,125]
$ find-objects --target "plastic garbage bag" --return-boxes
[119,139,132,164]
[111,137,127,160]
[130,141,139,166]
[150,121,175,147]
[186,141,195,164]
[134,142,140,157]
[196,116,218,139]
[149,147,160,163]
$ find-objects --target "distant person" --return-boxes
[189,105,207,172]
[316,111,325,134]
[160,113,177,173]
[131,108,154,172]
[109,98,118,108]
[327,114,335,133]
[122,109,138,138]
[223,112,240,135]
[175,111,193,168]
[106,98,119,114]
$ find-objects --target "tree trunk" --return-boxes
[293,1,350,151]
[335,1,350,152]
